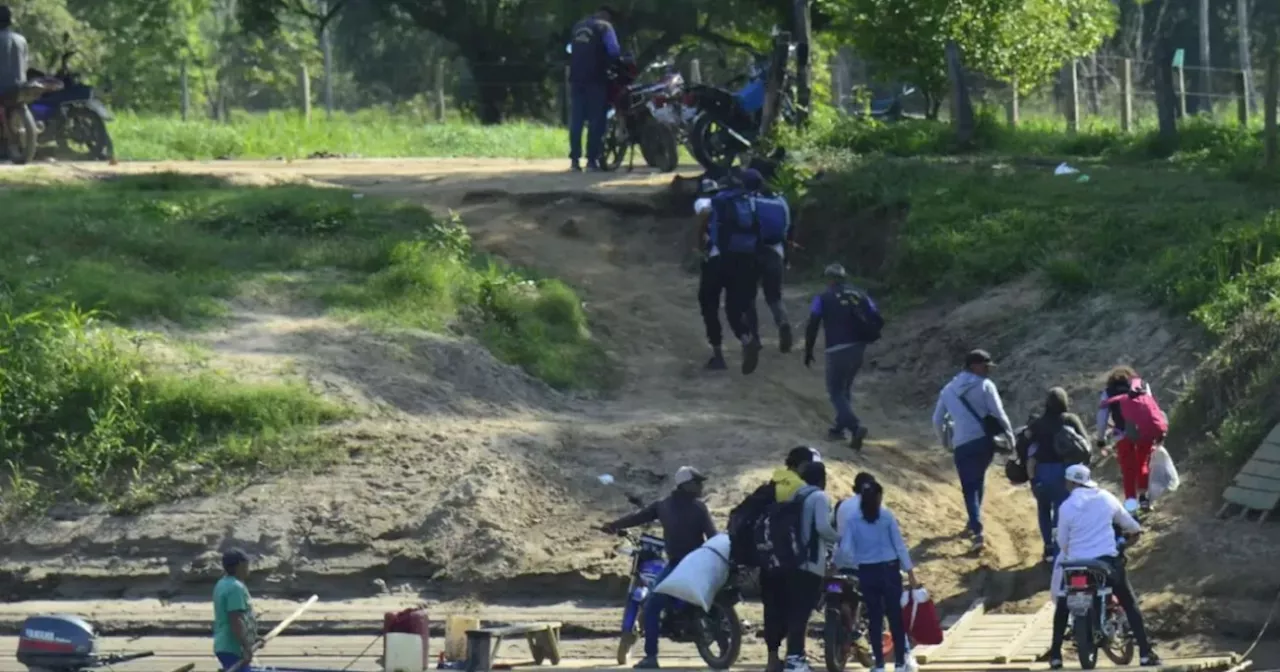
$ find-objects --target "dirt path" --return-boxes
[2,159,1237,651]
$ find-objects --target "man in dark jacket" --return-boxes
[1026,387,1089,563]
[602,466,715,669]
[567,6,620,172]
[804,264,884,452]
[0,6,29,101]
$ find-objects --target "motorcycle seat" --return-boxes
[1062,558,1114,579]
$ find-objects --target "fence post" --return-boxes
[434,59,446,122]
[1065,61,1080,134]
[180,61,190,121]
[300,63,312,123]
[1177,62,1188,117]
[1006,76,1019,128]
[689,59,701,84]
[1121,58,1133,133]
[1237,71,1250,127]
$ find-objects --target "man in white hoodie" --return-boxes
[931,349,1014,550]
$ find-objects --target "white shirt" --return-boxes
[1055,486,1140,562]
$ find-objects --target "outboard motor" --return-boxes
[16,615,153,672]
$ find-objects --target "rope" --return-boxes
[1240,586,1280,663]
[340,633,385,672]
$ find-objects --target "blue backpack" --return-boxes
[714,194,762,254]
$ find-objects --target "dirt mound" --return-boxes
[1,163,1273,655]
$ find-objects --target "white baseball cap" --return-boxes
[674,466,707,486]
[1064,464,1097,488]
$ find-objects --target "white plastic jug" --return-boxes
[384,632,425,672]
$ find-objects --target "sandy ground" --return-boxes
[0,159,1276,666]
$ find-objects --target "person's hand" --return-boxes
[804,351,815,368]
[907,570,920,590]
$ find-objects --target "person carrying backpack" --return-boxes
[1096,366,1168,512]
[1026,387,1091,563]
[803,263,884,452]
[931,349,1014,550]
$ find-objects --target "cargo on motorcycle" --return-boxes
[25,33,114,161]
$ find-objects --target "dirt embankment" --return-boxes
[1,160,1276,652]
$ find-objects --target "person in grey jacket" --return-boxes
[780,461,840,672]
[0,6,29,100]
[931,349,1014,550]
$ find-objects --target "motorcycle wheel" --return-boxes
[822,606,850,672]
[639,121,679,173]
[689,113,741,174]
[1074,616,1099,670]
[5,105,38,165]
[694,602,742,670]
[599,114,627,172]
[1102,609,1136,665]
[616,631,638,665]
[57,106,113,161]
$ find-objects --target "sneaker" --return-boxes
[742,336,762,375]
[972,534,985,551]
[633,657,660,670]
[778,323,793,353]
[850,426,869,452]
[900,653,919,672]
[586,161,603,172]
[1140,652,1162,667]
[826,428,846,441]
[868,668,886,672]
[783,656,812,672]
[705,353,727,370]
[1048,657,1063,670]
[570,161,582,172]
[1043,553,1055,564]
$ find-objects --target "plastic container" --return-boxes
[384,608,430,672]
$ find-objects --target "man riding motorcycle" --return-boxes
[601,466,717,669]
[1048,464,1161,669]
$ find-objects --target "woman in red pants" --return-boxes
[1096,366,1168,512]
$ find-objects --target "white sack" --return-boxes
[653,533,732,612]
[1148,445,1181,500]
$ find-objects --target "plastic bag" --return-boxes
[653,534,732,611]
[1147,445,1181,499]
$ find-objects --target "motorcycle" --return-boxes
[1061,533,1137,670]
[0,78,63,165]
[602,55,680,173]
[848,85,918,122]
[26,36,114,161]
[820,570,874,672]
[684,55,799,173]
[611,528,743,669]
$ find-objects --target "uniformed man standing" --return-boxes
[567,6,620,171]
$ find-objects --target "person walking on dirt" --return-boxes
[838,481,920,672]
[802,264,884,452]
[709,168,783,375]
[567,5,620,172]
[213,549,260,672]
[1026,387,1090,563]
[693,184,757,370]
[1047,464,1162,669]
[0,6,28,100]
[601,466,716,669]
[1095,366,1167,513]
[931,349,1014,550]
[751,178,795,355]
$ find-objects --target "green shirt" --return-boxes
[213,575,256,655]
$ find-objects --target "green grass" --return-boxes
[111,109,569,161]
[0,173,611,515]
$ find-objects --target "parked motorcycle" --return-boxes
[611,529,743,669]
[26,37,114,161]
[848,85,918,122]
[1061,533,1136,670]
[684,56,799,173]
[603,55,679,173]
[821,570,874,672]
[1,79,63,165]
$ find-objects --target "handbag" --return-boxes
[900,587,944,645]
[957,384,1006,440]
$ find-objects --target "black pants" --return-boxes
[761,569,824,657]
[698,256,726,347]
[1051,556,1153,656]
[722,252,760,344]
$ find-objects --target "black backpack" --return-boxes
[753,486,818,571]
[727,483,774,567]
[835,286,884,344]
[1054,424,1092,466]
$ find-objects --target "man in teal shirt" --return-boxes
[213,549,259,671]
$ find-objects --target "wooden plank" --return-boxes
[913,599,985,664]
[997,603,1055,663]
[1259,423,1280,450]
[1240,459,1280,479]
[1230,473,1280,492]
[1222,485,1280,512]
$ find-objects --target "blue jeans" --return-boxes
[857,561,906,668]
[568,81,608,163]
[953,437,994,536]
[824,344,866,434]
[215,652,258,672]
[1033,462,1068,555]
[643,563,677,657]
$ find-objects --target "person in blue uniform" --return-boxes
[567,6,620,171]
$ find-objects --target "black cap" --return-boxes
[965,349,996,367]
[222,548,250,573]
[785,445,821,469]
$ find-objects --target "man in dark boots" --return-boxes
[566,6,620,171]
[694,195,730,370]
[708,169,775,374]
[803,264,884,451]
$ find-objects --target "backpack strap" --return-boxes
[748,194,763,252]
[955,383,987,426]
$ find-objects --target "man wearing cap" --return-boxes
[803,264,884,451]
[213,549,259,671]
[567,5,621,172]
[931,349,1014,550]
[601,466,716,669]
[1047,464,1161,668]
[707,168,791,375]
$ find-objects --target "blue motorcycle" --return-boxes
[26,38,114,161]
[684,56,798,173]
[611,529,743,669]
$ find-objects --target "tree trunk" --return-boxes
[321,0,335,119]
[946,41,975,146]
[1154,39,1179,152]
[1266,37,1279,168]
[758,32,791,139]
[793,0,812,125]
